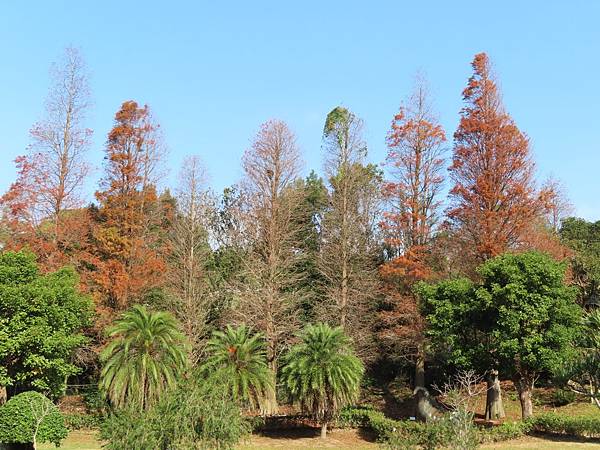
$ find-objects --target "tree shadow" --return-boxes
[530,432,600,445]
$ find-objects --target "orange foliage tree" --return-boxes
[90,101,168,318]
[447,53,551,265]
[444,52,560,420]
[379,80,446,389]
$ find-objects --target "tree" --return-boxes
[91,101,168,315]
[282,323,363,438]
[0,251,92,400]
[447,53,551,264]
[421,251,581,419]
[318,107,381,361]
[445,52,552,417]
[0,391,68,450]
[99,305,188,410]
[0,48,93,275]
[201,325,274,412]
[1,47,92,235]
[291,172,328,322]
[379,79,446,390]
[166,156,214,363]
[560,218,600,305]
[231,120,306,410]
[561,309,600,408]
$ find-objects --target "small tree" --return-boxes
[281,323,364,438]
[201,325,274,412]
[99,305,188,410]
[0,391,67,450]
[421,251,581,419]
[432,371,485,450]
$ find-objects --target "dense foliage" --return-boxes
[0,251,92,398]
[0,46,598,447]
[201,325,274,412]
[101,374,249,449]
[282,323,364,437]
[0,391,67,447]
[99,305,188,410]
[421,251,582,418]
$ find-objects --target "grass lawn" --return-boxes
[45,386,600,449]
[39,430,101,450]
[39,429,600,450]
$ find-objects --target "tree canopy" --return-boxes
[420,251,582,418]
[0,251,92,399]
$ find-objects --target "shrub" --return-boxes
[530,413,600,437]
[101,373,250,450]
[551,389,577,406]
[82,387,108,414]
[63,413,103,431]
[478,420,532,443]
[0,391,68,447]
[336,406,451,450]
[338,407,600,447]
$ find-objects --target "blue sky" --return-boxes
[1,1,598,219]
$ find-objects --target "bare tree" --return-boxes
[543,176,574,233]
[231,120,306,411]
[432,370,486,450]
[29,47,92,237]
[167,156,214,363]
[317,107,381,361]
[28,393,54,450]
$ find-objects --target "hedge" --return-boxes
[337,406,600,448]
[530,413,600,438]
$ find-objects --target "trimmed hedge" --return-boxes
[338,406,600,448]
[530,413,600,438]
[337,406,450,449]
[478,421,532,443]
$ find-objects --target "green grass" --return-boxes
[39,430,102,450]
[40,428,600,450]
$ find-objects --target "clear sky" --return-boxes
[1,1,598,220]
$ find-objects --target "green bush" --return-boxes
[0,391,67,447]
[63,413,103,431]
[101,373,250,450]
[339,407,600,447]
[336,407,451,450]
[479,421,531,443]
[82,387,107,414]
[551,389,577,406]
[530,413,600,437]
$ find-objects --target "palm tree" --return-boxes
[99,305,188,410]
[282,323,364,438]
[201,325,274,412]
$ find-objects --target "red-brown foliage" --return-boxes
[90,101,167,318]
[378,82,446,367]
[447,53,551,263]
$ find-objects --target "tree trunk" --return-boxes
[514,375,535,419]
[414,345,425,389]
[321,422,327,439]
[0,386,6,406]
[484,369,505,420]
